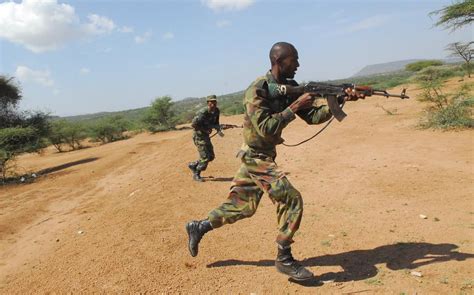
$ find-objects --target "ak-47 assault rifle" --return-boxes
[210,124,243,138]
[276,82,409,121]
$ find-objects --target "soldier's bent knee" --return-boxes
[268,177,301,202]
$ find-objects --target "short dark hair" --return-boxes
[269,42,297,66]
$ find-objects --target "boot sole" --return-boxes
[185,223,197,257]
[276,265,314,281]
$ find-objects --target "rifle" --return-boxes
[210,124,243,138]
[277,82,409,122]
[219,124,242,130]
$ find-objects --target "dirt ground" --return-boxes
[1,79,473,294]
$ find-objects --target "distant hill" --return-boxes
[352,59,421,77]
[60,90,245,126]
[352,58,462,77]
[60,57,464,125]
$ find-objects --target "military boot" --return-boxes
[275,245,314,281]
[193,171,204,182]
[186,219,213,257]
[188,161,198,173]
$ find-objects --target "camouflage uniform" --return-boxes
[190,106,220,172]
[208,71,332,246]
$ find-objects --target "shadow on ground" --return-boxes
[1,157,100,185]
[37,157,99,176]
[203,176,234,182]
[207,242,474,287]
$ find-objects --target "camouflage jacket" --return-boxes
[242,71,332,158]
[192,107,220,136]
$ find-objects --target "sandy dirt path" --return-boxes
[1,80,473,294]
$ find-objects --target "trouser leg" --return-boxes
[208,163,263,228]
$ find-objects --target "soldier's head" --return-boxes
[269,42,299,81]
[206,95,217,111]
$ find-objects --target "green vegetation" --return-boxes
[365,277,383,286]
[320,240,331,247]
[413,66,473,129]
[143,96,177,132]
[446,42,472,78]
[90,115,131,143]
[430,0,474,31]
[48,120,87,151]
[0,76,50,181]
[405,60,444,72]
[330,70,412,90]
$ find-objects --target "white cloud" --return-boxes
[345,15,390,33]
[202,0,255,11]
[135,31,152,44]
[0,0,116,53]
[80,67,90,74]
[216,20,231,27]
[162,32,174,40]
[119,26,134,33]
[82,14,115,35]
[15,65,55,87]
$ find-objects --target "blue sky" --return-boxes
[0,0,472,116]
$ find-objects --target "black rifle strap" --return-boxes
[282,101,345,147]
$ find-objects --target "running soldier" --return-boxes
[186,42,363,281]
[188,95,221,182]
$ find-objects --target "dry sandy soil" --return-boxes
[1,79,473,294]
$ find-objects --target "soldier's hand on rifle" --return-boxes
[344,88,365,101]
[289,92,316,112]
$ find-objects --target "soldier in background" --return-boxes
[188,95,221,182]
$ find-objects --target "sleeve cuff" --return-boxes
[281,107,296,122]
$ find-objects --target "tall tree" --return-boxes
[446,41,473,77]
[0,76,22,128]
[0,76,50,181]
[143,96,177,132]
[430,0,474,31]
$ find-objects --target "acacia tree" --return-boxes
[0,76,22,129]
[430,0,474,31]
[0,76,50,181]
[143,96,177,132]
[446,41,473,77]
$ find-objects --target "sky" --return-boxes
[0,0,472,116]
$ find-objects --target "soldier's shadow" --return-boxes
[203,176,234,182]
[207,242,474,287]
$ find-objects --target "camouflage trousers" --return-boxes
[208,153,303,246]
[192,132,215,171]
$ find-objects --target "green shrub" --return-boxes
[415,66,473,130]
[405,60,444,72]
[143,96,177,132]
[412,66,459,89]
[0,126,47,179]
[48,120,68,152]
[58,121,87,150]
[331,71,412,90]
[91,115,130,143]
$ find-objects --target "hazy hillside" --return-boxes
[59,58,463,125]
[352,59,421,77]
[352,58,463,77]
[60,91,245,126]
